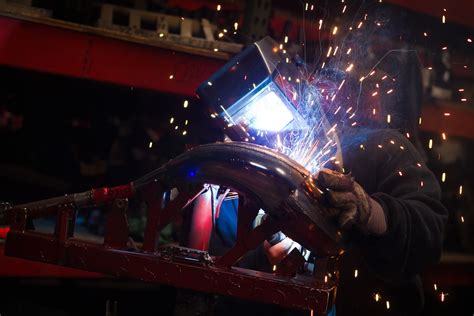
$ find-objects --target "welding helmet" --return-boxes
[197,37,342,173]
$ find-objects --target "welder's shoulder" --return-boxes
[360,128,423,162]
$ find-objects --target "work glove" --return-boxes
[316,169,373,235]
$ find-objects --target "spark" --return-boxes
[461,216,465,223]
[183,100,189,108]
[387,114,391,123]
[357,21,363,28]
[272,265,277,271]
[458,88,465,92]
[148,141,153,148]
[345,64,354,72]
[375,293,380,302]
[338,79,346,90]
[386,89,393,94]
[398,171,403,176]
[442,15,446,24]
[346,48,352,54]
[159,33,164,38]
[428,139,433,149]
[386,301,390,310]
[459,185,463,195]
[423,32,428,37]
[207,81,213,86]
[170,117,174,124]
[372,91,378,96]
[327,46,333,57]
[419,117,422,125]
[333,26,338,35]
[382,75,387,80]
[319,19,323,30]
[442,132,447,140]
[400,146,404,150]
[217,4,221,11]
[440,292,446,302]
[441,172,446,183]
[378,144,383,149]
[373,108,376,115]
[468,38,473,43]
[185,120,189,125]
[354,269,358,278]
[342,5,347,13]
[234,22,238,30]
[333,46,339,55]
[434,283,437,291]
[169,75,174,79]
[182,130,187,136]
[406,132,410,138]
[218,32,224,38]
[284,35,288,43]
[421,181,424,187]
[461,98,467,102]
[444,112,450,116]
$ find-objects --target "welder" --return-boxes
[193,37,448,315]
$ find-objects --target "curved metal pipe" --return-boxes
[135,142,343,256]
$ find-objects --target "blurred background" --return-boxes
[0,0,472,315]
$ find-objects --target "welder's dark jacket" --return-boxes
[334,128,448,315]
[211,128,447,315]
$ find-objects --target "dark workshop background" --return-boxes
[0,0,473,315]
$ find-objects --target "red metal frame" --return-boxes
[0,16,225,97]
[2,182,338,314]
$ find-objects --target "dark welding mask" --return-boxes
[196,37,310,146]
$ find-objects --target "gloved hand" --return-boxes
[317,169,384,235]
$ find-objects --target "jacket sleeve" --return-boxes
[354,130,448,281]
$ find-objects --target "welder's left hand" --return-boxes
[316,169,386,236]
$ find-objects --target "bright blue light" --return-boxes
[223,81,295,133]
[188,170,196,177]
[245,90,294,132]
